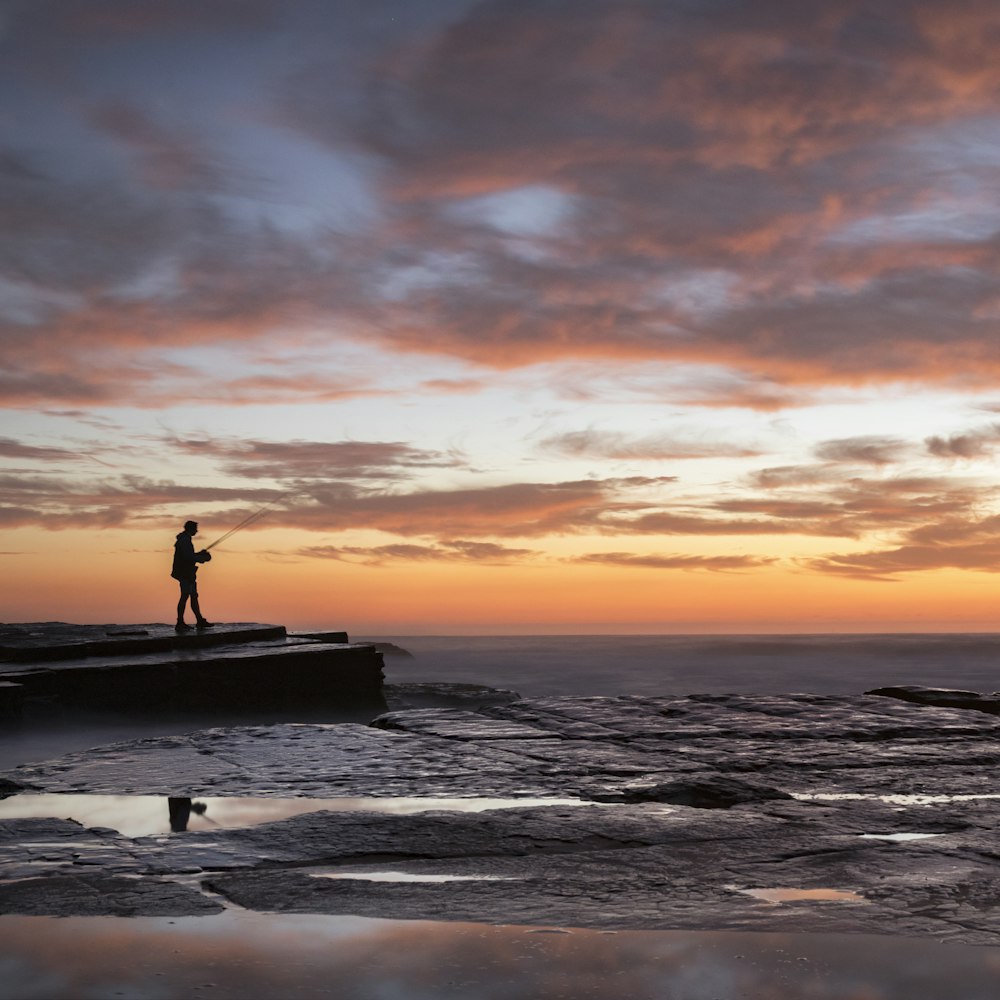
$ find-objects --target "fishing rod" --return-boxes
[203,491,295,552]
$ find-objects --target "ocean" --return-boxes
[369,632,1000,698]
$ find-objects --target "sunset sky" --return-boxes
[4,0,1000,633]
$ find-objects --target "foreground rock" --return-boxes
[868,684,1000,716]
[0,817,222,915]
[620,775,793,807]
[9,690,1000,799]
[0,621,383,712]
[6,687,1000,943]
[1,797,999,942]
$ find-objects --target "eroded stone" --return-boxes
[868,685,1000,716]
[620,776,793,808]
[0,872,223,916]
[6,689,1000,941]
[8,692,1000,801]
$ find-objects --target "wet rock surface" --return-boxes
[195,798,1000,942]
[5,686,1000,941]
[383,682,520,712]
[10,690,1000,800]
[0,869,222,916]
[868,684,1000,716]
[0,621,286,662]
[0,816,223,915]
[619,776,794,807]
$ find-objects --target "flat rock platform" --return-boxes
[0,622,384,711]
[5,686,1000,944]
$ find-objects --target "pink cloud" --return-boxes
[926,424,1000,459]
[0,437,79,461]
[5,0,1000,410]
[170,437,466,481]
[572,551,776,572]
[813,436,910,466]
[299,539,535,565]
[540,429,763,461]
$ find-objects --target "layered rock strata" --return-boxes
[0,622,382,711]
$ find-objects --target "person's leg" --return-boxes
[190,583,213,627]
[176,581,192,629]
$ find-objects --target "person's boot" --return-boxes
[175,621,192,632]
[196,619,215,629]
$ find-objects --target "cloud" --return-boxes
[545,364,808,412]
[926,423,1000,459]
[307,0,1000,385]
[807,503,1000,579]
[298,539,534,565]
[808,531,1000,581]
[88,101,230,192]
[0,145,378,407]
[8,432,989,551]
[0,437,78,461]
[0,466,663,538]
[37,0,276,37]
[170,437,466,481]
[731,469,993,542]
[814,436,910,465]
[0,354,383,409]
[600,509,832,537]
[572,551,776,572]
[5,0,1000,408]
[418,378,487,393]
[0,471,282,531]
[748,464,847,489]
[279,478,651,538]
[540,429,763,461]
[597,473,987,540]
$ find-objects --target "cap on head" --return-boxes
[184,520,198,531]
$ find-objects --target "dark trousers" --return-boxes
[176,576,203,622]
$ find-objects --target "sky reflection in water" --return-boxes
[0,794,591,838]
[1,912,999,1000]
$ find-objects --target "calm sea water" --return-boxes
[369,632,1000,698]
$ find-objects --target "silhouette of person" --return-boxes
[168,797,208,832]
[172,520,214,631]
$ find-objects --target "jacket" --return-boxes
[171,531,197,581]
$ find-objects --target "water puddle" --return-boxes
[795,792,1000,805]
[858,832,942,842]
[2,911,998,1000]
[0,793,591,838]
[728,886,866,905]
[311,871,519,883]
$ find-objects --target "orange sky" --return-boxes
[4,1,1000,633]
[2,524,997,634]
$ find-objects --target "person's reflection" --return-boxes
[168,797,208,832]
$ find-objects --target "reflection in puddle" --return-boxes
[0,794,590,838]
[1,911,998,1000]
[859,832,942,842]
[729,886,866,904]
[795,792,1000,805]
[311,871,519,883]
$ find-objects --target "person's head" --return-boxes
[183,520,199,536]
